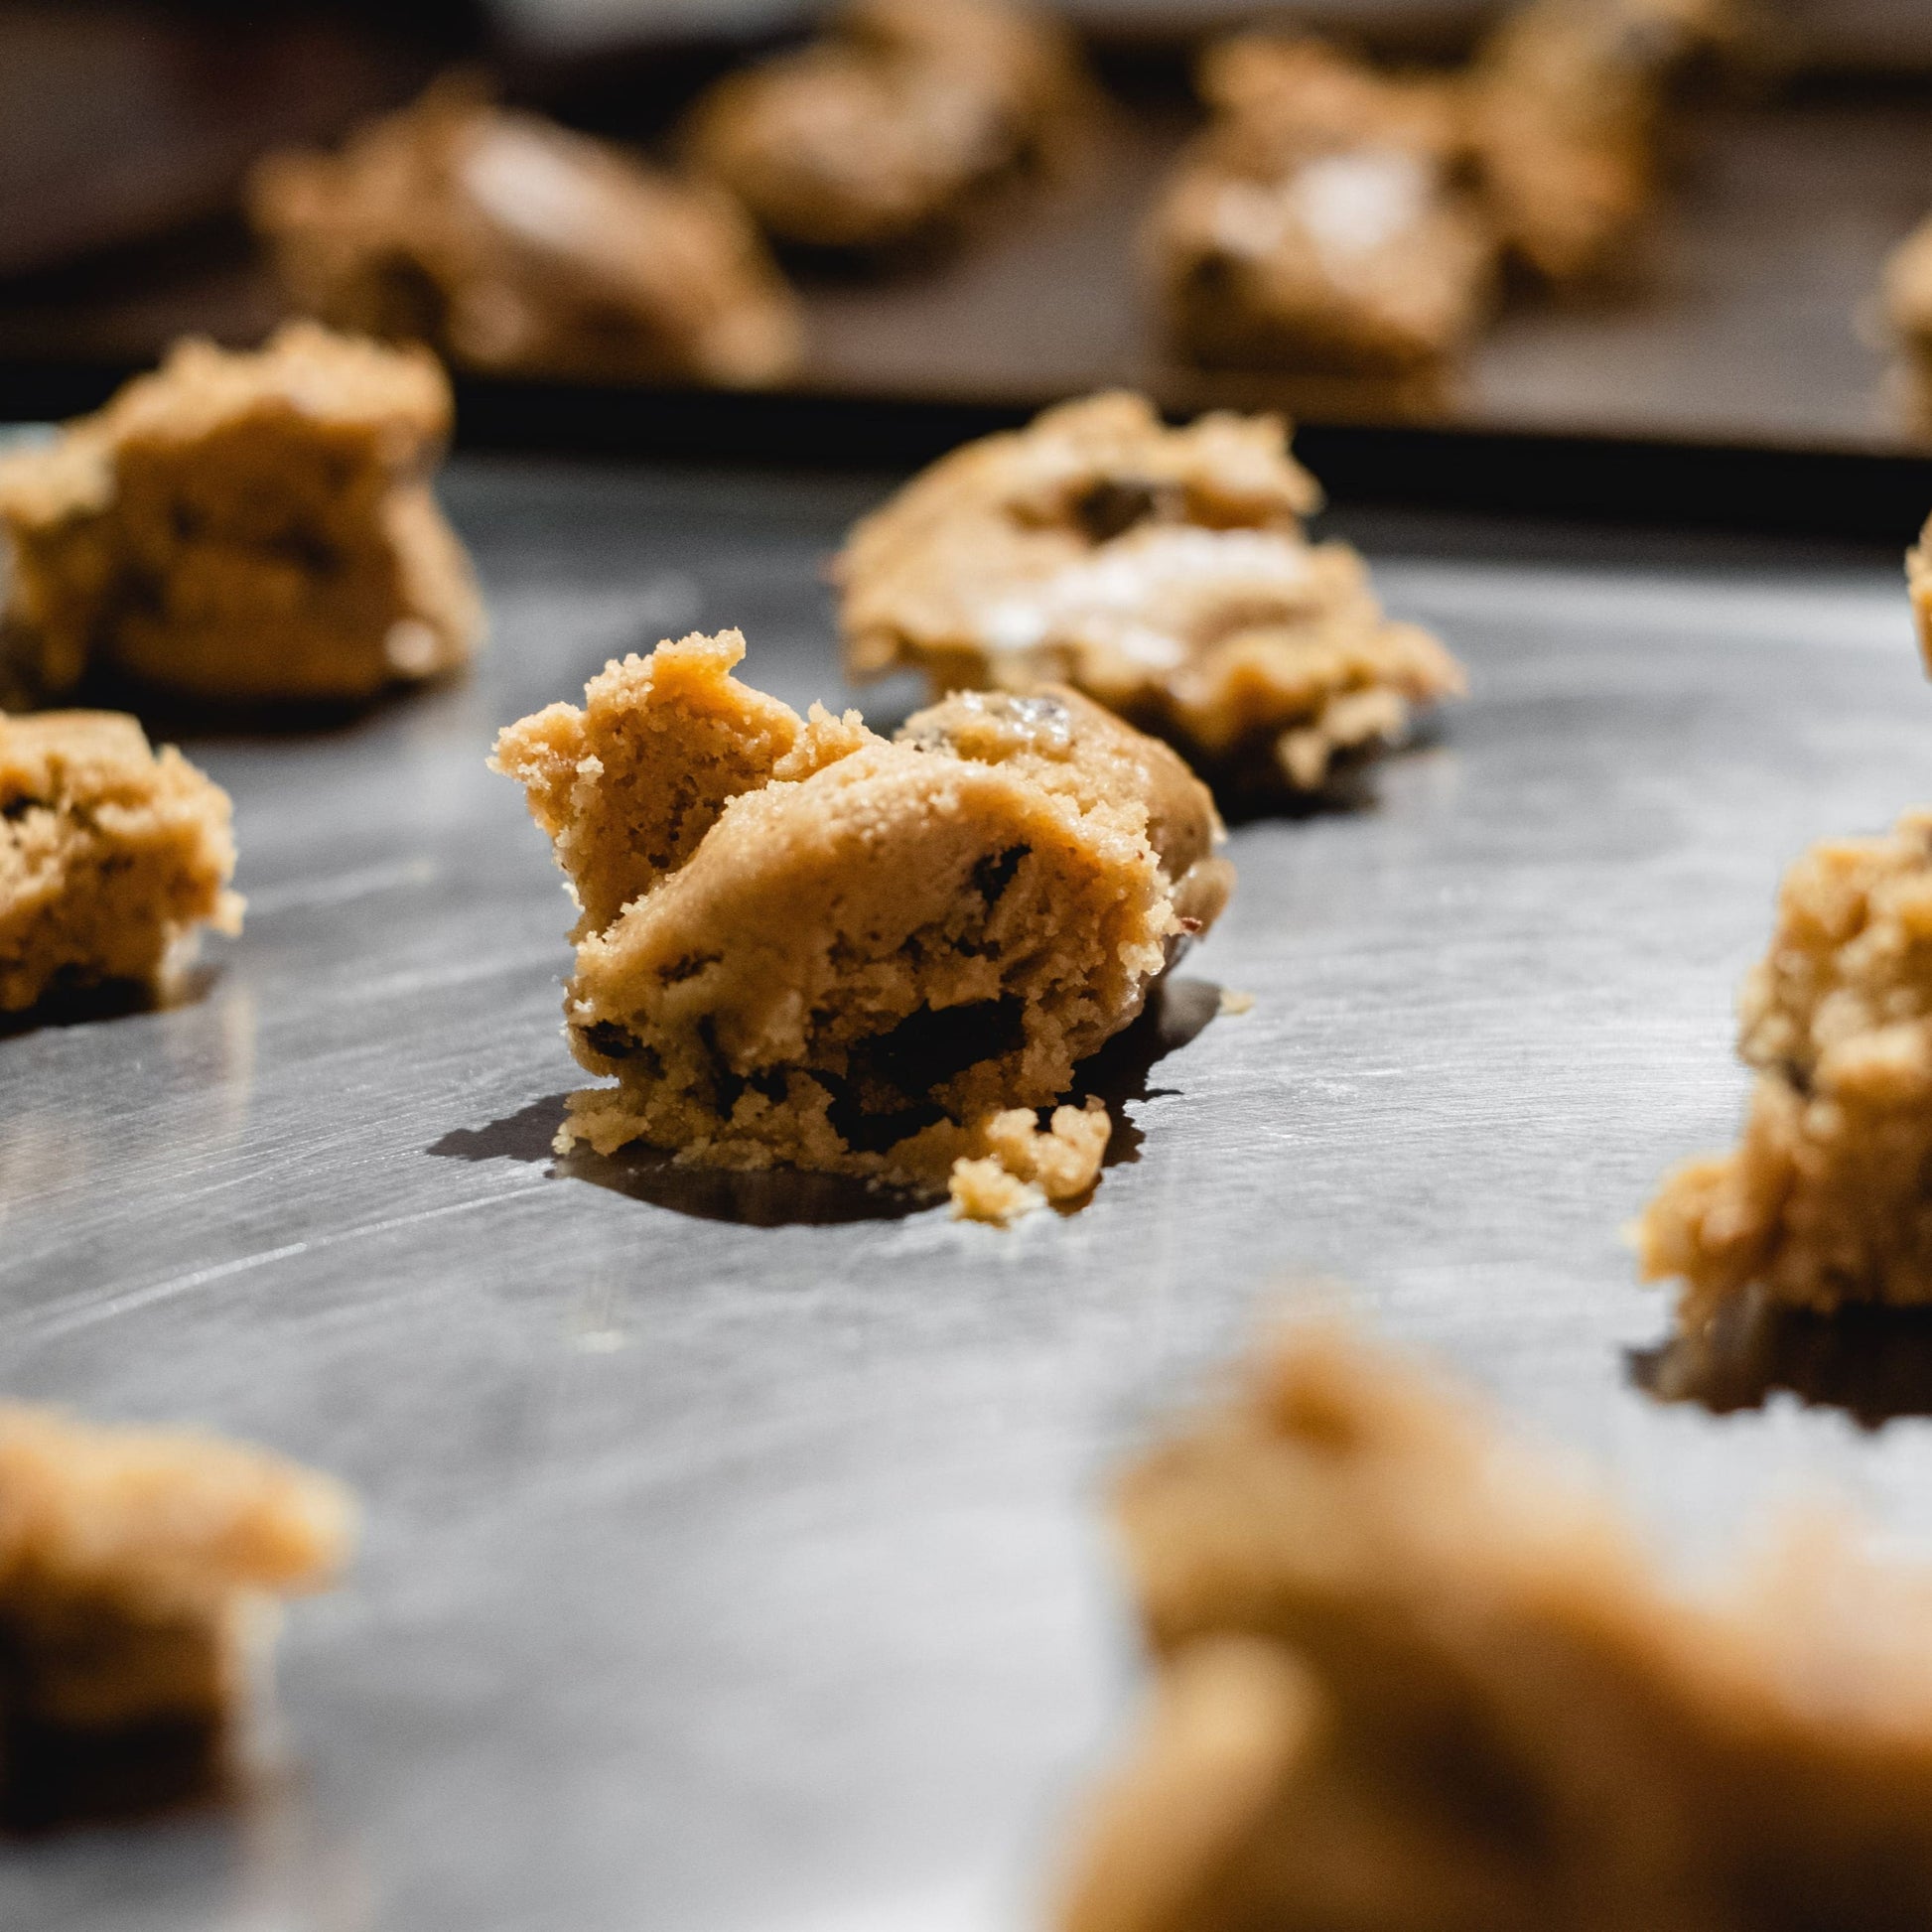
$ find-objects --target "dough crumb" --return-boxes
[0,1405,352,1830]
[1058,1318,1932,1932]
[1217,987,1255,1016]
[947,1156,1040,1224]
[949,1098,1111,1223]
[0,322,481,705]
[1,708,240,1012]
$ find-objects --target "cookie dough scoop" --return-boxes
[491,628,1233,1219]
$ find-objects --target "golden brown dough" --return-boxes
[0,1405,352,1829]
[682,0,1088,253]
[491,628,1230,1205]
[1467,0,1726,284]
[1888,229,1932,435]
[0,709,240,1013]
[1640,810,1932,1329]
[0,323,482,705]
[250,78,801,386]
[1149,37,1495,374]
[837,393,1463,793]
[1059,1320,1932,1932]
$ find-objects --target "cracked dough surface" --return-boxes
[0,709,240,1013]
[836,392,1464,793]
[251,80,801,387]
[1060,1321,1932,1932]
[492,628,1230,1203]
[0,323,482,705]
[0,1405,351,1828]
[1640,809,1932,1327]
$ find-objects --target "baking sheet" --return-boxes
[10,82,1932,470]
[5,458,1932,1931]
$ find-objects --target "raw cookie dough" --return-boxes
[250,78,801,386]
[836,392,1464,793]
[0,323,482,705]
[1059,1320,1932,1932]
[1886,227,1932,430]
[1467,0,1725,284]
[0,1406,352,1829]
[682,0,1088,253]
[1,709,240,1013]
[1149,37,1496,374]
[1640,810,1932,1328]
[491,628,1231,1207]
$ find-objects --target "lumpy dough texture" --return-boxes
[1640,810,1932,1327]
[0,1405,352,1829]
[1149,37,1496,375]
[251,79,801,387]
[836,393,1464,793]
[0,709,240,1012]
[1466,0,1725,284]
[1058,1321,1932,1932]
[0,323,482,705]
[683,0,1086,254]
[491,628,1232,1202]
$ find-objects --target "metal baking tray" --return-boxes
[12,44,1932,494]
[5,455,1932,1931]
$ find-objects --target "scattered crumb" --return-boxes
[951,1097,1111,1223]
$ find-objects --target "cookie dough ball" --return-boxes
[250,78,802,386]
[1886,222,1932,430]
[1467,0,1725,284]
[1059,1321,1932,1932]
[682,0,1089,252]
[1640,811,1932,1328]
[0,709,240,1013]
[0,323,482,706]
[836,392,1464,793]
[0,1405,352,1828]
[491,628,1231,1204]
[1150,37,1496,374]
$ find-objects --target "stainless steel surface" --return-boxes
[4,459,1932,1930]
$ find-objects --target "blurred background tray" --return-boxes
[7,0,1932,521]
[5,1,1932,521]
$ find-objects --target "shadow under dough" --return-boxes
[1629,1284,1932,1430]
[0,964,217,1040]
[425,975,1227,1228]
